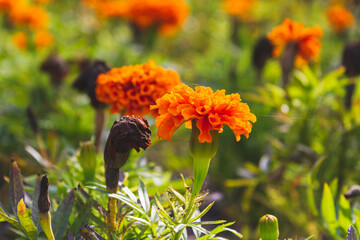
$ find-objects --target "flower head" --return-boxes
[34,30,54,49]
[84,0,189,36]
[326,5,355,33]
[9,3,49,29]
[222,0,257,21]
[0,0,15,12]
[259,214,279,240]
[267,18,323,67]
[12,32,27,50]
[104,116,151,169]
[96,60,181,116]
[151,83,256,143]
[73,60,111,109]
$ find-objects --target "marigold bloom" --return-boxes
[34,30,54,49]
[96,60,181,116]
[0,0,14,12]
[326,5,355,32]
[150,83,256,143]
[268,18,323,67]
[34,0,52,4]
[84,0,189,36]
[9,3,49,29]
[12,32,27,50]
[222,0,257,21]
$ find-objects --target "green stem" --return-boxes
[107,198,117,236]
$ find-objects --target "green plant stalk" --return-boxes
[39,211,55,240]
[108,197,117,233]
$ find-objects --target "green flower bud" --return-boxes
[259,214,279,240]
[77,141,97,182]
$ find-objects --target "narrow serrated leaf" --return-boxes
[52,189,75,239]
[190,202,214,223]
[223,227,243,238]
[126,216,151,226]
[9,159,25,218]
[122,186,137,203]
[17,199,37,239]
[138,180,150,214]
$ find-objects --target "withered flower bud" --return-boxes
[252,36,274,73]
[40,53,68,88]
[342,42,360,109]
[72,60,111,109]
[38,175,50,213]
[342,42,360,78]
[104,116,151,169]
[26,106,39,135]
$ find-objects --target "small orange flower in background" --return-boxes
[0,0,14,12]
[9,3,49,29]
[222,0,258,21]
[150,83,256,143]
[326,5,355,33]
[12,32,27,50]
[34,30,54,49]
[268,18,323,67]
[83,0,189,36]
[96,60,182,116]
[34,0,52,4]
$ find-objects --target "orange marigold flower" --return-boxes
[12,32,27,50]
[9,3,49,29]
[96,60,182,116]
[84,0,189,36]
[222,0,258,21]
[267,18,323,68]
[326,5,355,33]
[0,0,14,12]
[34,0,52,4]
[34,30,54,49]
[150,83,256,143]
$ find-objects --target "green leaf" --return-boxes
[339,195,352,235]
[9,159,25,218]
[0,205,21,229]
[321,183,337,237]
[138,179,150,214]
[17,198,37,240]
[223,228,243,238]
[52,189,75,239]
[189,202,214,223]
[307,174,319,217]
[197,222,235,240]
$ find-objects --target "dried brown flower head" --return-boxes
[40,53,68,88]
[38,175,50,213]
[104,116,151,169]
[72,60,111,109]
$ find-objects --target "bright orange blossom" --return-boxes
[267,18,323,67]
[326,5,355,32]
[222,0,257,21]
[150,83,256,143]
[96,60,182,116]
